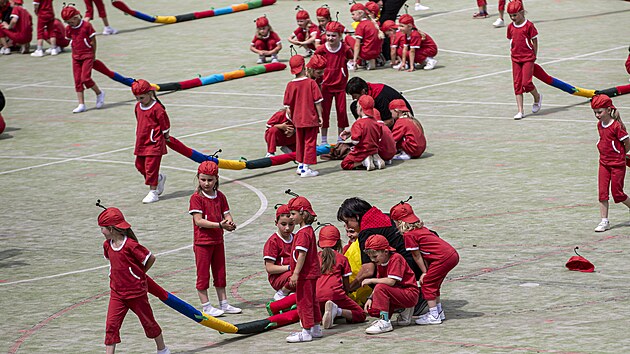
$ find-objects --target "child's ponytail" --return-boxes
[110,226,139,242]
[320,247,336,274]
[153,91,166,111]
[612,108,625,131]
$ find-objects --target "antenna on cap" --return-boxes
[335,11,340,22]
[399,195,413,205]
[403,4,409,14]
[274,203,284,209]
[574,246,582,257]
[314,222,332,231]
[95,199,107,210]
[295,5,303,11]
[210,149,222,158]
[289,45,298,56]
[285,189,300,197]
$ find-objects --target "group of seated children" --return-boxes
[262,195,459,342]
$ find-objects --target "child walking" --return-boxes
[263,204,295,300]
[62,5,105,113]
[388,99,426,159]
[251,16,281,64]
[189,161,241,317]
[83,0,116,34]
[390,201,459,325]
[591,94,630,232]
[318,224,367,329]
[283,54,323,177]
[362,234,420,334]
[97,205,170,354]
[286,194,322,342]
[506,0,542,120]
[131,79,169,203]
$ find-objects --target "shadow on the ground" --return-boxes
[441,299,484,320]
[0,248,28,268]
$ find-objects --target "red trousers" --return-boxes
[105,292,161,345]
[397,46,438,64]
[296,279,321,329]
[194,243,227,290]
[321,89,349,129]
[422,251,459,300]
[84,0,107,19]
[341,148,376,170]
[264,127,296,154]
[295,126,318,165]
[0,27,32,45]
[72,57,96,92]
[379,128,397,161]
[368,283,419,317]
[598,163,628,203]
[512,61,536,95]
[135,155,162,186]
[319,296,367,323]
[253,37,280,51]
[477,0,506,10]
[400,137,426,158]
[269,271,294,292]
[36,12,55,40]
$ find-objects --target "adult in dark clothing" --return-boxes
[346,77,413,124]
[378,0,406,60]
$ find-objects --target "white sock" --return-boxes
[312,324,321,332]
[302,328,311,335]
[37,45,42,51]
[429,306,439,318]
[202,301,211,308]
[275,289,285,297]
[437,303,443,313]
[602,218,609,223]
[321,137,328,144]
[219,300,228,307]
[336,308,343,317]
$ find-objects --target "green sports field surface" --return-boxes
[1,0,630,352]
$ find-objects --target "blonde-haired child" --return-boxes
[388,99,426,159]
[251,16,281,64]
[287,8,318,56]
[263,204,295,300]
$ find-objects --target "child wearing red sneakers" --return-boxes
[62,5,105,114]
[263,204,295,300]
[189,161,241,317]
[339,95,384,170]
[131,79,169,203]
[395,14,438,71]
[314,5,330,49]
[264,108,295,157]
[388,99,426,159]
[251,16,281,64]
[287,8,318,56]
[286,193,322,342]
[0,0,32,55]
[362,234,419,334]
[506,0,542,120]
[390,201,459,325]
[283,55,323,177]
[348,3,382,71]
[318,224,367,329]
[97,205,170,354]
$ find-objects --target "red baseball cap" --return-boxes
[381,20,397,32]
[316,7,331,19]
[61,6,81,21]
[255,16,269,28]
[390,203,420,223]
[12,0,24,5]
[275,204,290,219]
[98,208,132,229]
[350,3,366,13]
[365,234,395,251]
[198,161,218,176]
[306,54,327,70]
[358,95,376,117]
[131,79,156,96]
[398,14,415,26]
[318,225,341,248]
[289,55,305,75]
[326,21,345,34]
[388,99,409,112]
[591,94,615,110]
[507,0,523,14]
[365,1,380,15]
[288,196,317,217]
[296,9,310,20]
[566,255,595,273]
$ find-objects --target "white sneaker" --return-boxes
[415,312,442,325]
[257,56,265,64]
[273,291,286,301]
[296,164,304,175]
[373,154,385,169]
[393,151,411,160]
[50,47,61,56]
[415,3,430,10]
[532,93,543,113]
[392,63,402,70]
[286,330,312,343]
[594,220,610,232]
[492,18,505,27]
[0,47,10,55]
[393,307,413,326]
[365,319,393,334]
[221,303,242,314]
[156,173,166,195]
[265,152,275,157]
[157,347,171,354]
[439,310,446,321]
[362,155,375,171]
[30,49,45,57]
[96,90,105,109]
[103,26,118,35]
[280,146,292,154]
[424,57,437,70]
[310,325,323,338]
[300,168,319,177]
[45,47,53,54]
[72,104,87,113]
[271,55,279,63]
[322,300,338,329]
[513,112,524,120]
[142,190,159,204]
[203,304,225,317]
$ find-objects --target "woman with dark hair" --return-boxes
[346,77,413,123]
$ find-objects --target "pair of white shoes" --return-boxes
[514,94,543,120]
[0,47,11,55]
[362,154,386,171]
[393,151,411,160]
[102,26,118,35]
[423,57,438,70]
[415,310,445,325]
[72,91,106,113]
[594,220,610,232]
[286,325,322,342]
[31,47,61,57]
[142,173,166,203]
[493,18,505,28]
[296,164,319,177]
[203,302,242,317]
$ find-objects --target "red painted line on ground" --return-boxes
[230,271,266,308]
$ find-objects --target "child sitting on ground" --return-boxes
[339,95,384,170]
[251,16,281,64]
[263,204,295,300]
[388,99,426,159]
[287,8,318,57]
[264,108,295,157]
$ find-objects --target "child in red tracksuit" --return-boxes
[287,8,318,56]
[0,0,32,54]
[591,95,630,232]
[264,108,296,156]
[283,55,323,177]
[314,21,353,145]
[362,234,419,334]
[314,5,330,49]
[340,95,384,170]
[388,99,426,159]
[348,3,382,71]
[83,0,116,35]
[62,6,105,114]
[189,161,241,317]
[390,202,459,325]
[131,79,169,204]
[507,0,542,120]
[30,0,58,56]
[318,224,367,329]
[251,16,281,64]
[263,204,295,300]
[97,206,170,354]
[395,14,438,71]
[286,195,322,343]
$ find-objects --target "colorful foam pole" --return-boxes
[234,311,300,334]
[112,0,276,24]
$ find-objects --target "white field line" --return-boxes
[440,49,625,61]
[2,81,52,91]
